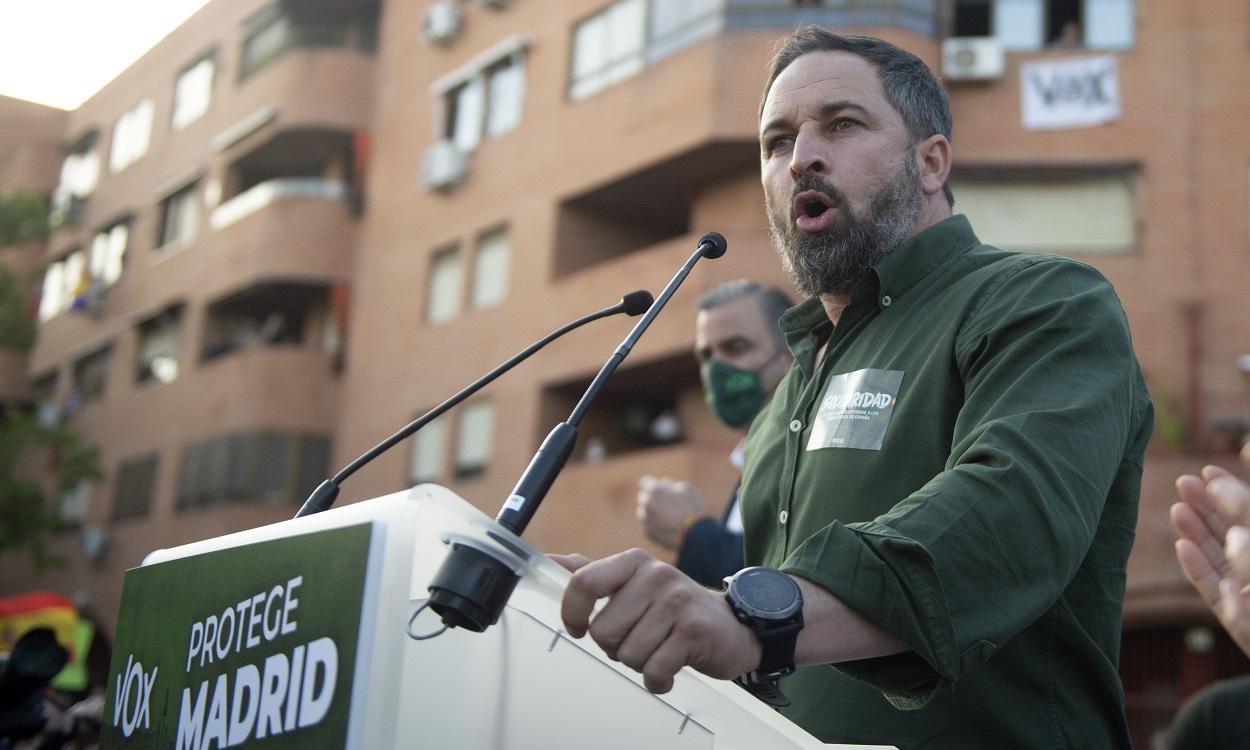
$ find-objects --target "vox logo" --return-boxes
[112,653,158,737]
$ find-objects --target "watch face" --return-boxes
[732,567,801,619]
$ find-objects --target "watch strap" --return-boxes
[755,616,803,676]
[734,671,791,708]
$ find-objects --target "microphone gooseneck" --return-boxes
[425,232,726,632]
[498,234,727,535]
[294,289,654,518]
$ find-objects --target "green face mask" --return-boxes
[701,357,771,429]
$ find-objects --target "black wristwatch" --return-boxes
[723,567,804,707]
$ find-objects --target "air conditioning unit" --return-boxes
[424,0,464,46]
[942,37,1005,82]
[421,140,469,192]
[81,525,110,563]
[59,482,90,525]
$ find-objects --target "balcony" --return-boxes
[191,179,356,293]
[552,143,757,276]
[217,47,375,156]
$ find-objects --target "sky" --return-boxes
[0,0,211,110]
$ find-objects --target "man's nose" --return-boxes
[789,130,828,179]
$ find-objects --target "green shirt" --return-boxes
[740,215,1153,749]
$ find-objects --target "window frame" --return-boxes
[172,50,217,130]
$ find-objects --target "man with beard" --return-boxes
[555,27,1152,749]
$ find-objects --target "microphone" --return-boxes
[294,289,655,518]
[425,232,727,631]
[698,231,727,259]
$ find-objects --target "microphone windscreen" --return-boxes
[698,232,727,259]
[621,290,655,316]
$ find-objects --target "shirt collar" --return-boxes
[870,214,980,308]
[777,214,980,373]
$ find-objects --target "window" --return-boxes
[484,56,525,138]
[440,45,528,152]
[177,431,330,508]
[241,5,293,79]
[950,170,1135,253]
[953,0,1134,50]
[89,220,129,288]
[39,247,90,321]
[71,344,112,408]
[570,0,646,100]
[449,78,485,152]
[38,260,65,322]
[31,371,59,427]
[409,415,447,484]
[113,454,158,521]
[471,228,510,310]
[136,306,182,384]
[172,53,216,129]
[648,0,722,61]
[109,100,154,173]
[240,2,380,80]
[570,0,724,100]
[50,133,99,225]
[455,400,495,478]
[426,246,463,324]
[157,181,200,250]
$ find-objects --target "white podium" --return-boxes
[101,486,894,749]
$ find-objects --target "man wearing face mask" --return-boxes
[636,281,795,588]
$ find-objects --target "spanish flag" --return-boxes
[0,591,77,660]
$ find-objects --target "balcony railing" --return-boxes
[210,178,347,232]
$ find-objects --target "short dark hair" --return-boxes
[761,27,955,207]
[697,280,794,349]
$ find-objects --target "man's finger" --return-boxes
[1176,475,1227,539]
[1175,539,1223,608]
[549,553,592,573]
[1216,578,1250,655]
[1200,464,1234,483]
[641,636,689,695]
[561,549,648,638]
[590,565,680,664]
[1227,526,1250,583]
[1209,476,1250,530]
[1171,501,1231,577]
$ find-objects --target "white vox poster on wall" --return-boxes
[1020,55,1120,130]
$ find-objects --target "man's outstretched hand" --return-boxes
[1172,443,1250,656]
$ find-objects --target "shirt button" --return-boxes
[789,419,802,433]
[779,510,789,525]
[881,295,893,307]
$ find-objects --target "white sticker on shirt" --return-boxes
[806,368,904,452]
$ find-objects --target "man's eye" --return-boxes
[765,136,794,154]
[833,119,857,131]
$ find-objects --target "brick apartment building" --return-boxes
[2,0,1249,744]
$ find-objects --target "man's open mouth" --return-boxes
[795,191,834,220]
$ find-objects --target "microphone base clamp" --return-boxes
[427,533,526,632]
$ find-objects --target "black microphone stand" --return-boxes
[295,291,654,518]
[425,232,726,632]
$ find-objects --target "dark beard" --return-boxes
[770,153,924,297]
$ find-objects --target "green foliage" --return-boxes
[1153,392,1188,447]
[0,408,103,569]
[0,192,50,247]
[0,265,37,351]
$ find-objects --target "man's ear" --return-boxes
[916,134,952,198]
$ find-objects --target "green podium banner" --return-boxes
[102,523,377,750]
